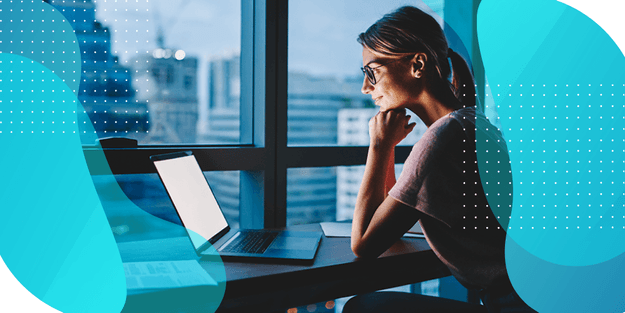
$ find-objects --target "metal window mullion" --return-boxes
[239,0,266,229]
[284,146,412,168]
[274,0,289,228]
[85,147,265,175]
[259,0,278,228]
[264,0,288,228]
[239,0,288,229]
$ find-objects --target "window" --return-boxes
[52,0,243,145]
[67,0,482,240]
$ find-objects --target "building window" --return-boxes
[184,75,194,90]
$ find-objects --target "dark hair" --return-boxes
[358,6,475,108]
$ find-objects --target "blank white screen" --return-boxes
[154,155,229,248]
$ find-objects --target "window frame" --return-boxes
[85,0,482,229]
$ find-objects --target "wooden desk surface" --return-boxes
[119,223,450,313]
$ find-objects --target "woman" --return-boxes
[344,6,536,313]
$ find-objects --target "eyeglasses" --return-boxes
[361,56,408,85]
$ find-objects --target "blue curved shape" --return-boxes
[478,0,625,310]
[506,236,625,313]
[0,53,126,312]
[479,0,625,266]
[0,1,227,311]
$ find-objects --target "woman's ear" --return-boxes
[411,53,427,79]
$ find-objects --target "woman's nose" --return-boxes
[361,76,373,94]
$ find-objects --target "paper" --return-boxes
[123,260,217,290]
[408,221,423,234]
[320,222,352,237]
[320,222,425,239]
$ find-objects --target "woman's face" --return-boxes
[361,48,419,112]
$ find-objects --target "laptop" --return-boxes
[150,151,322,260]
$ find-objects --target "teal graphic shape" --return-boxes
[87,148,227,313]
[478,0,625,311]
[81,117,227,313]
[0,52,227,313]
[506,236,625,312]
[0,1,227,310]
[479,0,625,266]
[0,52,126,312]
[0,0,81,96]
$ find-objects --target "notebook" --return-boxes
[151,151,322,260]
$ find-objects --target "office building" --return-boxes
[131,48,199,144]
[48,0,147,139]
[198,52,241,144]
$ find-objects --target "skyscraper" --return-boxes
[48,0,147,139]
[199,53,241,144]
[131,48,198,144]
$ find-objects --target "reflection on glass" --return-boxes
[94,172,240,243]
[49,0,241,144]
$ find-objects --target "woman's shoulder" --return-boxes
[433,106,482,136]
[427,107,473,137]
[413,106,478,153]
[448,106,477,123]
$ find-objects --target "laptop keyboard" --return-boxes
[220,231,279,254]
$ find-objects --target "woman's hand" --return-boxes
[369,109,416,149]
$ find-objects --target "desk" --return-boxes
[119,223,450,313]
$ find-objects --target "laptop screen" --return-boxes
[153,155,229,249]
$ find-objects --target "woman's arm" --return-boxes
[351,110,421,258]
[384,147,396,195]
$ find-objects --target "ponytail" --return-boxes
[448,49,476,108]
